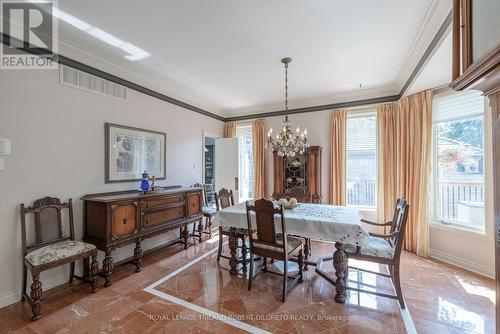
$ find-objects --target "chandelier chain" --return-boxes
[285,62,288,115]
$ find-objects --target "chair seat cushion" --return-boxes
[253,233,302,254]
[202,206,217,215]
[345,236,395,259]
[25,240,96,266]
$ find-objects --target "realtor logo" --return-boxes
[1,0,58,69]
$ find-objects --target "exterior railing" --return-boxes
[347,179,376,207]
[346,180,484,221]
[437,182,484,220]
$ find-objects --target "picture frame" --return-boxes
[105,123,166,183]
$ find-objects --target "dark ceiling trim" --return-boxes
[0,32,225,122]
[398,11,453,96]
[1,10,451,123]
[224,95,400,121]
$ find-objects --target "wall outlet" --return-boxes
[0,138,11,154]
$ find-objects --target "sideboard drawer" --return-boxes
[144,207,184,228]
[143,195,184,209]
[111,202,138,239]
[187,192,202,216]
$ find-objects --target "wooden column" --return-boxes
[490,92,500,334]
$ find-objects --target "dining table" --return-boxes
[213,202,370,303]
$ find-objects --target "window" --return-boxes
[346,113,377,207]
[236,125,254,202]
[432,90,485,231]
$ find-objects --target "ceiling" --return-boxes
[19,0,453,117]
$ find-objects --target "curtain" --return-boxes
[395,90,433,257]
[376,103,398,233]
[252,119,266,199]
[329,110,347,205]
[224,122,236,138]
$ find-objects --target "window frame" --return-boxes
[430,98,486,233]
[345,109,378,210]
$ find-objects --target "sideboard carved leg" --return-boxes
[207,217,212,239]
[240,235,248,273]
[103,249,113,287]
[198,219,203,243]
[89,253,99,293]
[182,224,189,249]
[30,272,42,321]
[333,242,348,303]
[133,240,143,273]
[228,227,238,275]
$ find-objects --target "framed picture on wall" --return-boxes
[105,123,166,183]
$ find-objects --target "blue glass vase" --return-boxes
[140,171,150,191]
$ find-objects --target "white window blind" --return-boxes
[433,90,484,122]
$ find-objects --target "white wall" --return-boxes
[0,69,223,307]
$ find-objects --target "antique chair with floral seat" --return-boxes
[215,188,250,273]
[246,198,304,302]
[344,197,409,308]
[191,183,217,241]
[20,197,99,320]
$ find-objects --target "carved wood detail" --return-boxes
[273,146,322,203]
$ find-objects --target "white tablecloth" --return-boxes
[213,202,368,246]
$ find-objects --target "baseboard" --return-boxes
[0,230,181,309]
[429,248,495,279]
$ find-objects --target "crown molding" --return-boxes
[395,0,453,91]
[57,38,226,116]
[223,85,398,118]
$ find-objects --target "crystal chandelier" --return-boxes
[266,58,309,157]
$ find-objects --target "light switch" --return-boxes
[0,158,5,170]
[0,138,11,154]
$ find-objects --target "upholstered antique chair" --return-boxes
[246,198,304,302]
[344,197,409,308]
[20,197,99,320]
[215,188,249,272]
[191,183,217,241]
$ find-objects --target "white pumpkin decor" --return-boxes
[278,198,288,207]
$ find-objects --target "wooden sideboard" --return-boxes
[82,186,202,287]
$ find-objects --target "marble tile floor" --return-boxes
[0,235,494,334]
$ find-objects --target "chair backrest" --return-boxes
[391,197,409,261]
[20,197,75,256]
[193,183,207,206]
[246,198,287,254]
[274,188,312,203]
[215,188,234,210]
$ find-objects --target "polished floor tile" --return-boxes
[0,234,494,334]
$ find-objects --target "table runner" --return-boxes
[213,202,368,246]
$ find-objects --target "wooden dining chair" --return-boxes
[246,198,304,302]
[344,197,409,308]
[273,188,312,265]
[215,189,249,272]
[20,197,99,320]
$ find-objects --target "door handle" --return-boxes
[235,177,239,191]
